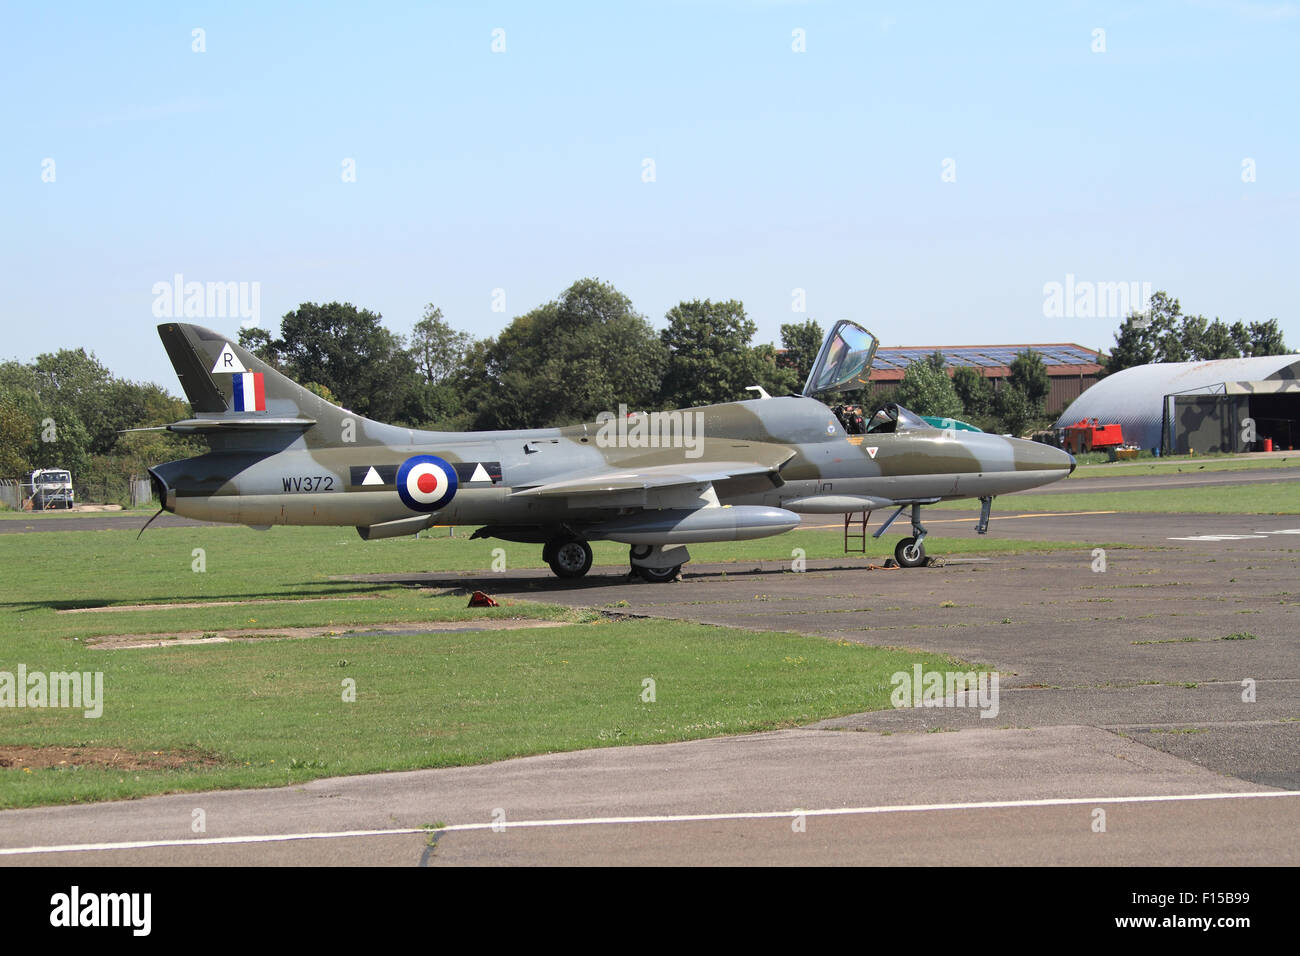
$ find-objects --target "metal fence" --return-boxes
[0,475,156,510]
[74,475,157,508]
[130,477,153,507]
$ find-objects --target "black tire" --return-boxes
[894,537,926,568]
[636,564,681,583]
[547,539,592,579]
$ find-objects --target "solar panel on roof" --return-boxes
[870,344,1099,373]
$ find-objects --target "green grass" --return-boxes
[931,481,1300,515]
[0,618,950,809]
[1070,455,1296,480]
[0,524,984,809]
[0,506,157,519]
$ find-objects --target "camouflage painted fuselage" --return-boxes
[149,323,1074,545]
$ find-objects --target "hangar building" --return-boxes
[1053,355,1300,454]
[868,344,1103,414]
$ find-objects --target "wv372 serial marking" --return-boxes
[146,320,1075,581]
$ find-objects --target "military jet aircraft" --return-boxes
[146,320,1075,581]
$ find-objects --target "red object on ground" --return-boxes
[1061,418,1125,454]
[468,591,499,607]
[1264,438,1274,452]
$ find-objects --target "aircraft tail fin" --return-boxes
[156,323,361,441]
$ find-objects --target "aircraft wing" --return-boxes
[509,452,794,499]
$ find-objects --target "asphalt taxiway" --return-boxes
[1,493,1296,865]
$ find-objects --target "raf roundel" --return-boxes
[395,455,459,513]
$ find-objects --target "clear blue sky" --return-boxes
[4,1,1297,389]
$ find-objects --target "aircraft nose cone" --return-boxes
[1010,438,1075,472]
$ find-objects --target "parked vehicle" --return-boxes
[28,469,75,510]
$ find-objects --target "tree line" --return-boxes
[234,276,1067,437]
[238,278,827,431]
[1103,291,1287,373]
[0,350,201,496]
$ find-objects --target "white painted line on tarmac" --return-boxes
[2,789,1296,857]
[926,510,1120,522]
[1169,528,1300,541]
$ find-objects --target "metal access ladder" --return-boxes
[844,511,872,553]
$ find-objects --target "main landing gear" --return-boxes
[541,538,685,582]
[543,537,593,579]
[627,544,686,583]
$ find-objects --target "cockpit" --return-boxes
[830,401,933,435]
[802,320,935,436]
[863,402,931,434]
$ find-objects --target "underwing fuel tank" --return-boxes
[586,506,801,545]
[356,514,436,540]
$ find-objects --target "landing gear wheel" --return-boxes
[895,536,926,568]
[547,538,592,579]
[636,564,681,583]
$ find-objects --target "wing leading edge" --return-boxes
[508,458,790,498]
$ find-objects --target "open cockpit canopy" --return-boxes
[802,320,880,398]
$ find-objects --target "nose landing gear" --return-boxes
[874,501,934,568]
[894,535,926,568]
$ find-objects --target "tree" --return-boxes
[751,342,802,399]
[659,299,780,408]
[25,405,93,476]
[270,302,417,421]
[30,349,119,454]
[1234,318,1288,357]
[778,320,824,386]
[952,365,993,419]
[1103,292,1290,374]
[408,305,473,386]
[0,352,196,503]
[1007,350,1050,410]
[302,382,337,403]
[237,326,278,365]
[469,279,666,428]
[402,305,476,428]
[0,395,36,477]
[986,349,1053,435]
[0,351,137,473]
[1105,291,1183,374]
[992,385,1035,437]
[1105,315,1158,375]
[893,358,963,419]
[1196,319,1241,360]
